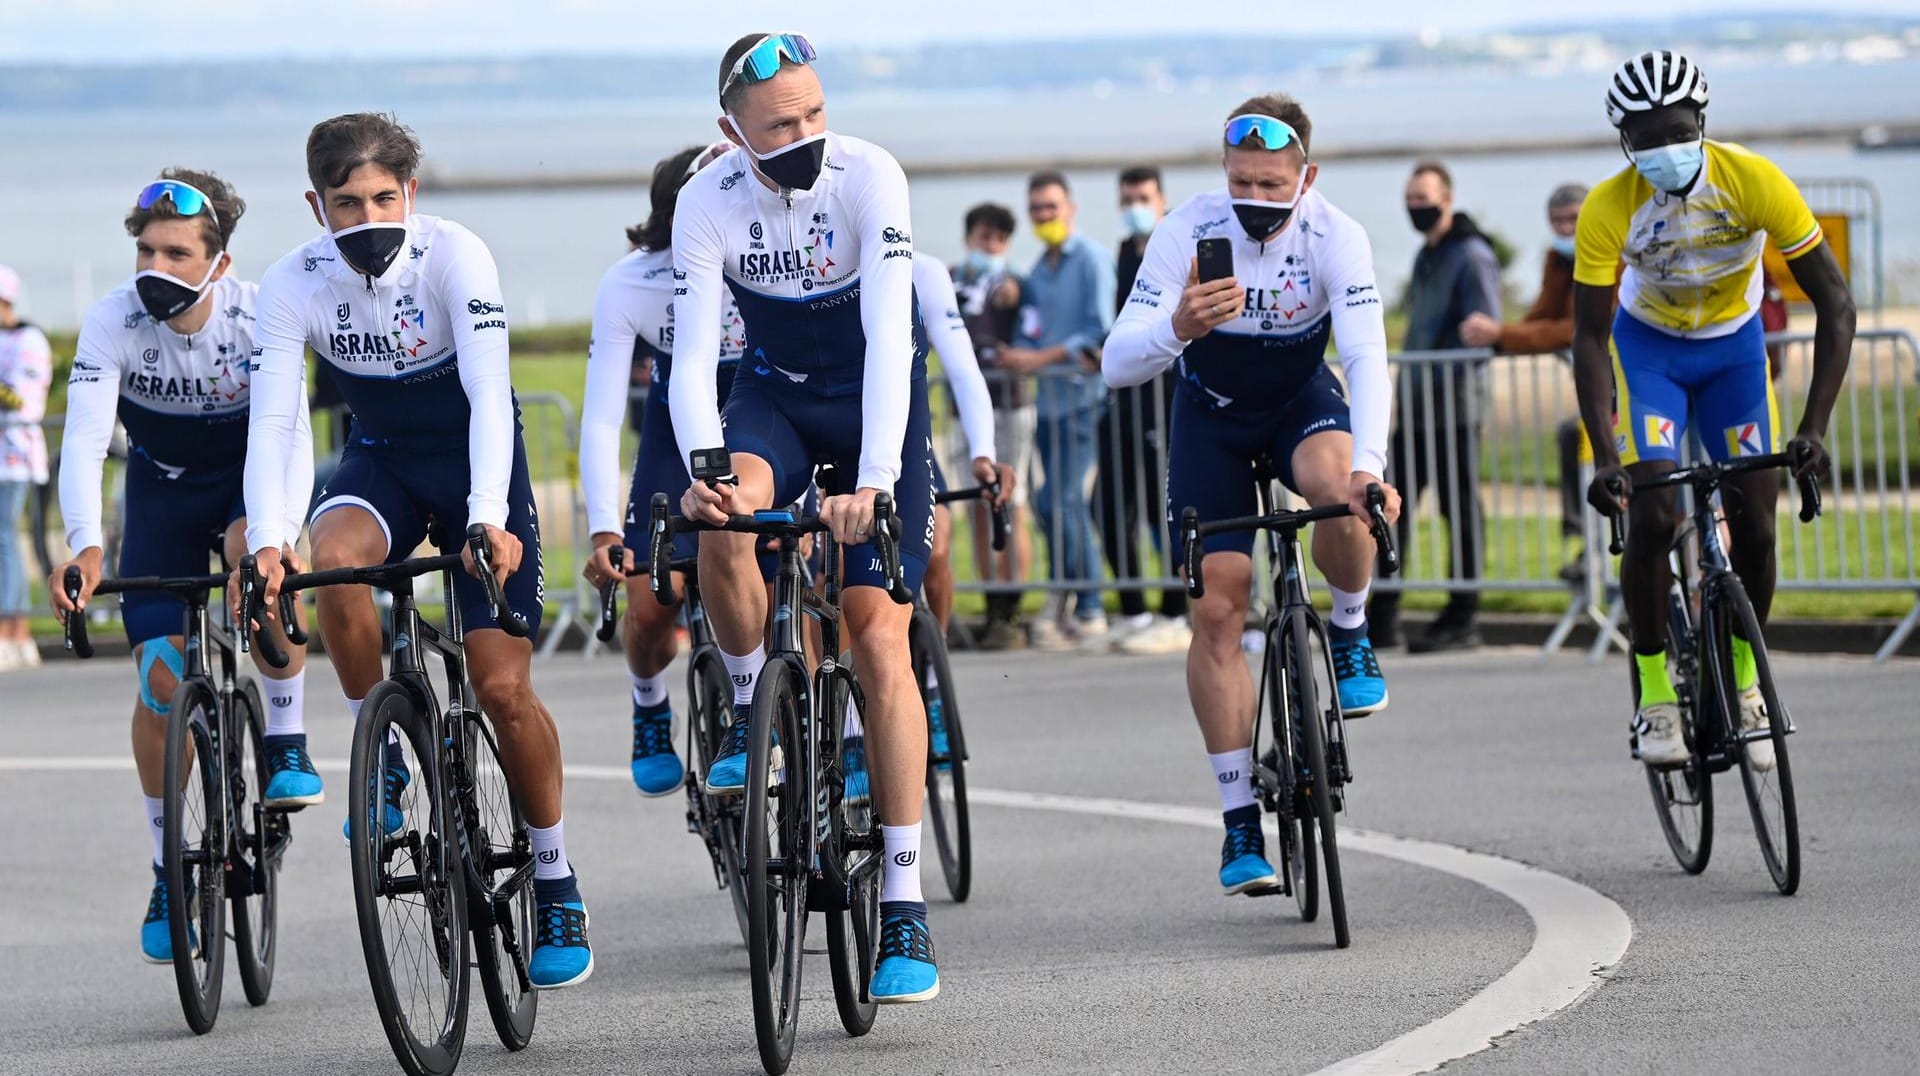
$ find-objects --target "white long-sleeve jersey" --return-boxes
[244,214,515,553]
[667,132,923,491]
[61,275,311,554]
[913,253,995,463]
[1103,187,1391,477]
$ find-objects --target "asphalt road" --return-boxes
[0,642,1915,1075]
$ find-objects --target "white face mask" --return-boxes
[319,189,413,278]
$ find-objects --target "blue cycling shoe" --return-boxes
[871,903,939,1003]
[528,876,594,989]
[263,735,325,807]
[342,753,411,845]
[927,695,952,773]
[843,734,869,803]
[1220,807,1279,895]
[703,705,780,796]
[1331,629,1389,717]
[630,703,684,797]
[141,864,195,963]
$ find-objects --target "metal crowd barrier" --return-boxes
[924,331,1919,663]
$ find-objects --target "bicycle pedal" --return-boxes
[1241,882,1284,898]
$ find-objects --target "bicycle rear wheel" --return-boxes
[464,707,538,1050]
[1286,612,1348,949]
[692,649,752,947]
[912,609,971,902]
[745,658,809,1074]
[823,658,880,1037]
[228,680,280,1007]
[1646,585,1713,874]
[350,681,469,1076]
[163,678,227,1034]
[1710,576,1800,895]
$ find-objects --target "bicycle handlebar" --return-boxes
[64,566,247,662]
[648,490,913,606]
[62,566,92,660]
[933,478,1009,552]
[239,555,292,669]
[1181,484,1396,600]
[596,546,624,643]
[260,524,529,640]
[1603,452,1822,556]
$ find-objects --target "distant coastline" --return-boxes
[418,120,1912,193]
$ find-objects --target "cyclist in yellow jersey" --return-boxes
[1572,51,1855,767]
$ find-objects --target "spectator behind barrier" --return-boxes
[951,202,1034,650]
[1371,159,1502,653]
[996,171,1115,650]
[1460,182,1596,580]
[1085,164,1191,655]
[0,265,51,669]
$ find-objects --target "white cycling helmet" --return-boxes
[1605,51,1709,127]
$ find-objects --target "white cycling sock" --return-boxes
[721,644,766,707]
[346,696,364,722]
[1210,748,1257,813]
[631,669,669,709]
[879,823,924,904]
[144,794,167,867]
[263,669,305,738]
[527,818,571,880]
[1329,585,1369,631]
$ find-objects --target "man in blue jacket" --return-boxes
[1371,159,1502,653]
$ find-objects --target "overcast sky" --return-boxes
[4,0,1917,63]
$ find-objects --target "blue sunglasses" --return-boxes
[720,33,817,98]
[134,179,220,228]
[1224,115,1305,156]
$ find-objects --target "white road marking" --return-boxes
[0,756,1629,1074]
[967,788,1632,1076]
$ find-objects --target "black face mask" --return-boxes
[1408,205,1443,234]
[1231,198,1295,242]
[133,258,220,322]
[736,124,828,192]
[333,221,409,278]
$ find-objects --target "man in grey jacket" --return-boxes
[1371,160,1501,653]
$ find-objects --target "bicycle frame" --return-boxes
[1634,458,1811,766]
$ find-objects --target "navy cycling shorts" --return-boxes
[623,364,738,570]
[1166,364,1351,569]
[721,372,935,594]
[313,434,546,639]
[119,454,245,646]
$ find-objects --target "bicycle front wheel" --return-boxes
[744,658,809,1074]
[823,658,879,1038]
[464,707,538,1050]
[1709,575,1800,895]
[1285,613,1347,949]
[163,678,227,1034]
[912,609,971,902]
[1646,585,1714,874]
[228,680,280,1007]
[692,648,752,948]
[350,681,469,1076]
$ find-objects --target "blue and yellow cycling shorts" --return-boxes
[1610,309,1779,466]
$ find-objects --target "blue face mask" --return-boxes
[1632,139,1704,193]
[1550,235,1577,259]
[1120,204,1158,237]
[962,249,1005,277]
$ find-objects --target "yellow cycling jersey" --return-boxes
[1574,140,1822,339]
